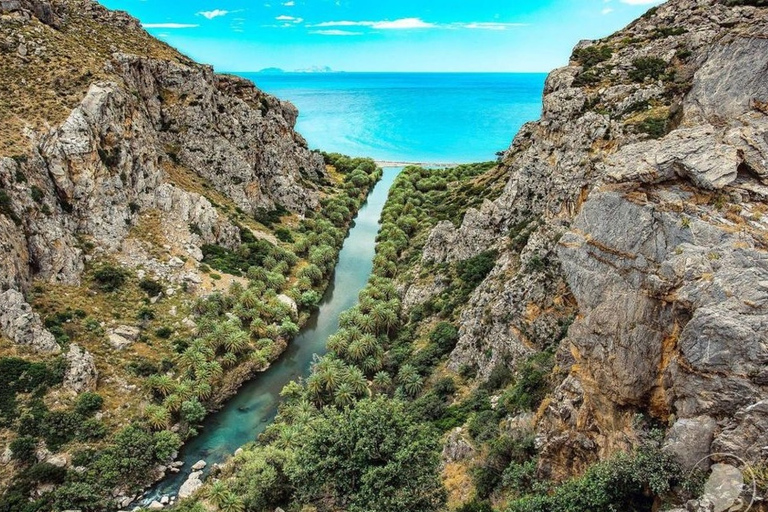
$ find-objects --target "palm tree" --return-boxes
[147,374,175,397]
[344,367,368,396]
[334,382,355,408]
[239,289,259,309]
[163,393,183,413]
[357,314,377,334]
[224,329,249,354]
[326,332,349,356]
[403,373,424,397]
[398,364,419,384]
[346,340,367,363]
[144,404,170,430]
[195,381,212,400]
[372,371,393,395]
[178,346,207,375]
[205,481,229,509]
[249,317,268,338]
[362,356,382,374]
[306,373,325,405]
[373,304,399,334]
[221,351,238,368]
[219,492,245,512]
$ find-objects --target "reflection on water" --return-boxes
[143,166,402,502]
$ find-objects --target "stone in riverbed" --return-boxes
[178,471,203,499]
[191,459,206,471]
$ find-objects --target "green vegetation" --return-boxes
[92,264,129,292]
[0,357,64,427]
[0,189,21,225]
[291,399,445,512]
[506,441,683,512]
[634,115,669,139]
[629,57,668,83]
[0,154,382,511]
[571,45,613,87]
[572,45,613,68]
[723,0,768,5]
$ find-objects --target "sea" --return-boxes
[239,72,547,165]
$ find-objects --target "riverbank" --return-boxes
[137,166,402,507]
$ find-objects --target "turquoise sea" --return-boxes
[241,72,547,164]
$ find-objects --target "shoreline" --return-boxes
[374,160,466,168]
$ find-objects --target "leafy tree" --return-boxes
[290,398,446,512]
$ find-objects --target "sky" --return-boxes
[100,0,665,72]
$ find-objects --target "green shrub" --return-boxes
[0,190,20,225]
[30,186,44,203]
[474,435,537,499]
[634,116,669,139]
[291,398,446,512]
[499,352,554,414]
[9,436,37,464]
[139,278,163,297]
[457,251,497,290]
[572,45,613,68]
[429,322,459,352]
[482,363,513,392]
[74,392,104,416]
[506,444,682,512]
[457,499,495,512]
[468,409,500,443]
[93,264,128,292]
[155,326,174,339]
[629,57,668,82]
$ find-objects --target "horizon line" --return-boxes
[223,70,552,74]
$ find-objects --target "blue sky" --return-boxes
[101,0,664,72]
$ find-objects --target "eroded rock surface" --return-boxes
[416,0,768,481]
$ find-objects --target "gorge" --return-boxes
[1,1,768,512]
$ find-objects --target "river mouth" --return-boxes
[140,166,403,504]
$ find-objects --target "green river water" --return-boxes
[142,166,402,503]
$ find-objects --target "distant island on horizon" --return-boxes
[257,66,337,74]
[250,68,548,75]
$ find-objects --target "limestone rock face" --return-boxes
[0,289,59,352]
[417,0,768,481]
[63,344,98,393]
[0,1,326,297]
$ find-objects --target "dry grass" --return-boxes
[443,461,474,509]
[0,1,191,156]
[28,264,194,430]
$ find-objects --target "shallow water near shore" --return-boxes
[247,72,546,164]
[142,166,402,503]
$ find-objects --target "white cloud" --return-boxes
[372,18,434,29]
[282,0,295,5]
[142,23,199,29]
[310,29,361,36]
[312,17,434,29]
[276,14,303,22]
[198,9,229,19]
[462,22,526,30]
[602,7,614,14]
[311,18,526,31]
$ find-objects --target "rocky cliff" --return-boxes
[411,0,768,482]
[0,0,325,350]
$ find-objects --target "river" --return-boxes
[142,166,402,503]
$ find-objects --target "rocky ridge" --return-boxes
[409,0,768,482]
[0,0,326,348]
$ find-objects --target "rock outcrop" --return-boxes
[0,0,326,345]
[0,289,60,352]
[63,344,97,393]
[412,0,768,480]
